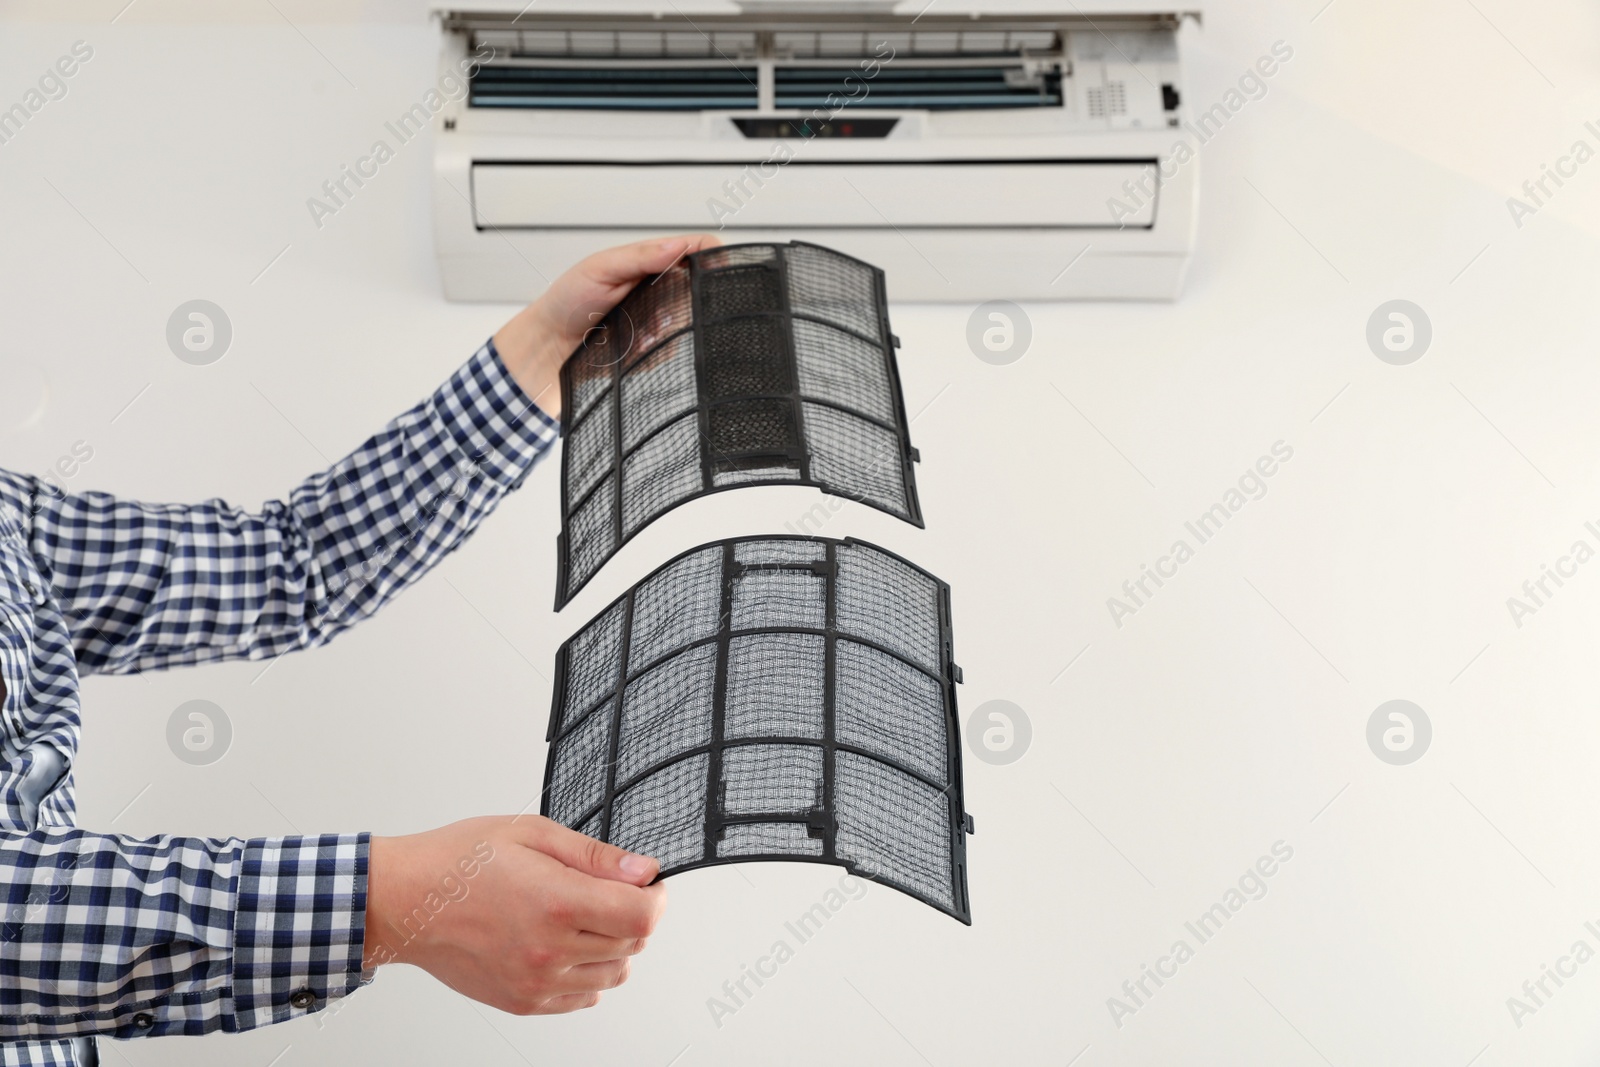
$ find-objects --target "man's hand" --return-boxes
[364,816,666,1015]
[494,234,723,419]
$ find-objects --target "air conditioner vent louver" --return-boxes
[776,65,1063,110]
[470,65,759,110]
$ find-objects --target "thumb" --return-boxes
[528,817,660,886]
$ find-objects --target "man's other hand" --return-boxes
[364,815,666,1015]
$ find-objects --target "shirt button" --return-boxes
[288,989,317,1010]
[23,583,35,597]
[132,1012,154,1030]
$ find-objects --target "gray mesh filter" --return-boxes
[556,241,923,607]
[541,535,973,923]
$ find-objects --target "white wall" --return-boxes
[3,1,1600,1064]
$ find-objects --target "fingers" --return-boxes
[567,930,647,965]
[560,957,632,995]
[387,817,671,1020]
[536,991,603,1015]
[548,866,668,941]
[509,959,633,1015]
[580,233,724,288]
[522,817,659,886]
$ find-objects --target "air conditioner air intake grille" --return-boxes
[556,241,923,606]
[776,64,1062,109]
[541,536,972,923]
[474,29,759,59]
[470,65,759,110]
[469,27,1059,61]
[773,29,1058,58]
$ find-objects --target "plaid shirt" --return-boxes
[0,341,555,1064]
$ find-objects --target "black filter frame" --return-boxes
[555,241,924,608]
[540,535,973,923]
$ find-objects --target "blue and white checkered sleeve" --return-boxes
[0,828,368,1040]
[21,339,558,675]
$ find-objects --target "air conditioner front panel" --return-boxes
[471,160,1156,229]
[437,231,1190,302]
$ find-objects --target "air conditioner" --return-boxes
[430,1,1202,302]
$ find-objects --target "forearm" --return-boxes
[14,339,557,675]
[0,828,368,1040]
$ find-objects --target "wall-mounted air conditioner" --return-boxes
[431,1,1202,302]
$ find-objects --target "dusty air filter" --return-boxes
[555,241,923,607]
[541,535,972,923]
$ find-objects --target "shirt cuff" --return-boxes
[227,833,370,1032]
[430,338,560,492]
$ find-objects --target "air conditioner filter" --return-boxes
[555,241,923,607]
[541,535,972,923]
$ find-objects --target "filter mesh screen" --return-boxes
[541,535,972,922]
[555,241,923,606]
